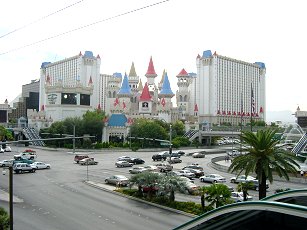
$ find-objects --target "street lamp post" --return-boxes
[2,166,13,230]
[73,125,76,154]
[169,124,172,163]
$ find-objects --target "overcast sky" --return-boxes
[1,0,306,114]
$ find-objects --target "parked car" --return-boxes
[230,192,253,202]
[129,158,145,164]
[249,180,269,191]
[168,157,182,164]
[74,154,89,163]
[30,162,51,169]
[117,156,132,162]
[0,159,14,167]
[129,166,148,174]
[79,158,98,165]
[152,152,170,161]
[14,151,37,160]
[230,175,257,184]
[227,150,241,157]
[115,160,133,168]
[172,150,185,156]
[143,165,159,172]
[184,181,200,195]
[175,170,195,179]
[200,174,226,183]
[0,147,4,153]
[184,168,204,178]
[105,175,129,186]
[182,165,204,171]
[192,152,205,158]
[4,146,12,152]
[155,163,173,172]
[13,163,36,173]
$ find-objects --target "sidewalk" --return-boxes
[0,189,23,203]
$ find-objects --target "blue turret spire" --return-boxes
[159,72,174,96]
[118,73,132,95]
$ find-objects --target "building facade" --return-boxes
[39,51,101,122]
[196,50,266,126]
[34,50,266,141]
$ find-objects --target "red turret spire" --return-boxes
[146,56,157,75]
[177,68,189,77]
[139,83,152,101]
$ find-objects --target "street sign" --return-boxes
[160,142,170,146]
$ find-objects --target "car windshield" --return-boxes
[116,175,127,180]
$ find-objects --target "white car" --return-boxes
[117,156,132,162]
[31,162,51,169]
[230,192,253,202]
[0,147,4,153]
[200,174,226,183]
[175,170,195,179]
[0,159,14,167]
[129,166,148,174]
[4,146,12,152]
[230,175,257,184]
[227,150,241,157]
[143,165,159,172]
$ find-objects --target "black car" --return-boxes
[152,152,170,161]
[129,158,145,164]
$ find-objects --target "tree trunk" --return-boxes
[201,194,205,211]
[259,173,267,199]
[170,190,175,202]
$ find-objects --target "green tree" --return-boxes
[171,121,185,138]
[0,207,9,230]
[0,126,13,141]
[237,182,254,201]
[158,175,186,202]
[228,129,299,199]
[82,110,105,140]
[204,184,231,208]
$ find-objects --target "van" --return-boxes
[74,154,89,163]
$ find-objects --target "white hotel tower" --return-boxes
[196,50,266,126]
[39,51,101,122]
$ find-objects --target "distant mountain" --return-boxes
[266,110,296,124]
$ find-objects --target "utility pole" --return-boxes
[2,166,13,230]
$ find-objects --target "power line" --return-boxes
[0,0,85,39]
[0,0,170,56]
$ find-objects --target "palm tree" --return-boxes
[237,181,254,201]
[129,172,162,199]
[229,128,300,199]
[204,183,231,208]
[158,175,186,202]
[199,186,207,211]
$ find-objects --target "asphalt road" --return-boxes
[0,148,192,230]
[1,146,307,230]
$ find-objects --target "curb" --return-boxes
[84,180,196,218]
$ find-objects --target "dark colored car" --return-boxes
[184,168,204,178]
[152,152,170,161]
[129,158,145,164]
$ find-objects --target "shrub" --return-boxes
[82,139,92,148]
[94,143,103,149]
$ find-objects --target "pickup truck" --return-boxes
[79,158,98,165]
[14,151,37,160]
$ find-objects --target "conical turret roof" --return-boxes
[129,62,137,77]
[118,73,132,95]
[137,79,143,91]
[146,56,157,76]
[159,69,166,84]
[139,82,152,101]
[159,72,174,96]
[176,68,189,77]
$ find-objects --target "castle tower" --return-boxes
[128,62,139,114]
[139,82,152,115]
[158,69,166,91]
[176,68,191,121]
[158,72,174,122]
[117,73,132,114]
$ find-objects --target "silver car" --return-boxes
[115,160,133,167]
[0,159,14,167]
[105,175,129,186]
[200,174,226,183]
[230,175,257,184]
[129,166,148,174]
